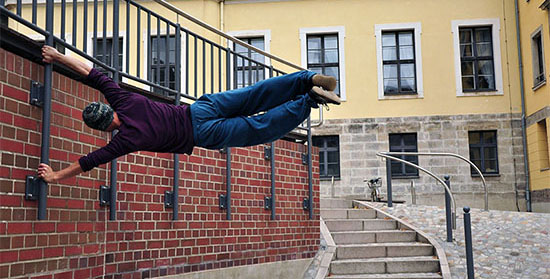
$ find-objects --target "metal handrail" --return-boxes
[152,0,306,71]
[376,152,457,230]
[2,0,321,220]
[379,151,488,211]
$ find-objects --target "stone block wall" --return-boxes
[0,48,320,278]
[313,114,526,211]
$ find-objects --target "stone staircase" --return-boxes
[321,199,443,279]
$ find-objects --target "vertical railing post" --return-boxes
[72,0,77,46]
[0,1,5,26]
[146,11,151,82]
[172,24,182,221]
[136,6,141,77]
[225,147,231,220]
[102,0,106,64]
[385,158,393,207]
[268,67,275,220]
[37,0,55,220]
[125,0,130,74]
[225,47,232,220]
[444,175,453,242]
[109,0,120,221]
[270,142,275,220]
[410,180,416,205]
[307,117,313,220]
[82,0,88,53]
[464,207,475,279]
[92,0,97,62]
[61,0,66,42]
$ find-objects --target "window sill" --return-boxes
[391,176,420,180]
[471,173,500,177]
[457,90,503,97]
[379,94,423,101]
[532,80,546,91]
[320,177,341,181]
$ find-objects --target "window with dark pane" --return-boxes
[312,136,340,179]
[532,31,545,86]
[537,120,550,170]
[459,26,495,92]
[468,131,499,174]
[234,37,265,88]
[382,30,417,95]
[93,37,124,75]
[307,34,340,95]
[389,133,418,177]
[149,35,179,94]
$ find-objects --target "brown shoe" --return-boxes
[312,74,337,91]
[309,86,341,105]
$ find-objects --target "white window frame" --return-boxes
[300,26,346,101]
[452,18,504,96]
[85,31,128,79]
[227,29,271,89]
[375,22,424,100]
[141,29,185,96]
[531,25,546,90]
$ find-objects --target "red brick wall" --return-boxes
[0,48,320,279]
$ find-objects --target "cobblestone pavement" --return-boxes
[368,203,550,279]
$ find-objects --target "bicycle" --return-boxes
[365,177,382,202]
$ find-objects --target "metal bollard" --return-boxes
[410,180,416,205]
[464,207,475,279]
[385,159,393,207]
[444,176,452,242]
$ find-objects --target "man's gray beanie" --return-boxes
[82,102,114,131]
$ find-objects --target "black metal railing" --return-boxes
[1,0,317,221]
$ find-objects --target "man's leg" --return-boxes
[197,70,316,119]
[194,94,316,149]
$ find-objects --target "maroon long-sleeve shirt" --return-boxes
[78,69,194,172]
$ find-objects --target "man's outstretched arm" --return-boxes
[42,45,92,77]
[38,161,83,183]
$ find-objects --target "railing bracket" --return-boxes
[264,196,272,210]
[264,146,272,160]
[99,185,111,206]
[164,191,174,208]
[302,153,308,165]
[25,175,40,201]
[302,198,310,210]
[219,194,227,210]
[30,81,45,107]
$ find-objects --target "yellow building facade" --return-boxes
[11,0,550,212]
[518,0,550,212]
[220,0,528,211]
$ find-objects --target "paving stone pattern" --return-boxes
[369,203,550,279]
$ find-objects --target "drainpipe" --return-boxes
[514,0,532,212]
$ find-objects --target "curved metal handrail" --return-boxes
[379,152,488,211]
[376,153,457,230]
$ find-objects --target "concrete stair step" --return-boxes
[336,243,434,259]
[331,231,416,244]
[326,272,442,279]
[321,209,378,220]
[330,257,440,275]
[321,198,354,209]
[326,219,397,232]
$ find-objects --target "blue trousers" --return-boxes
[189,70,317,149]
